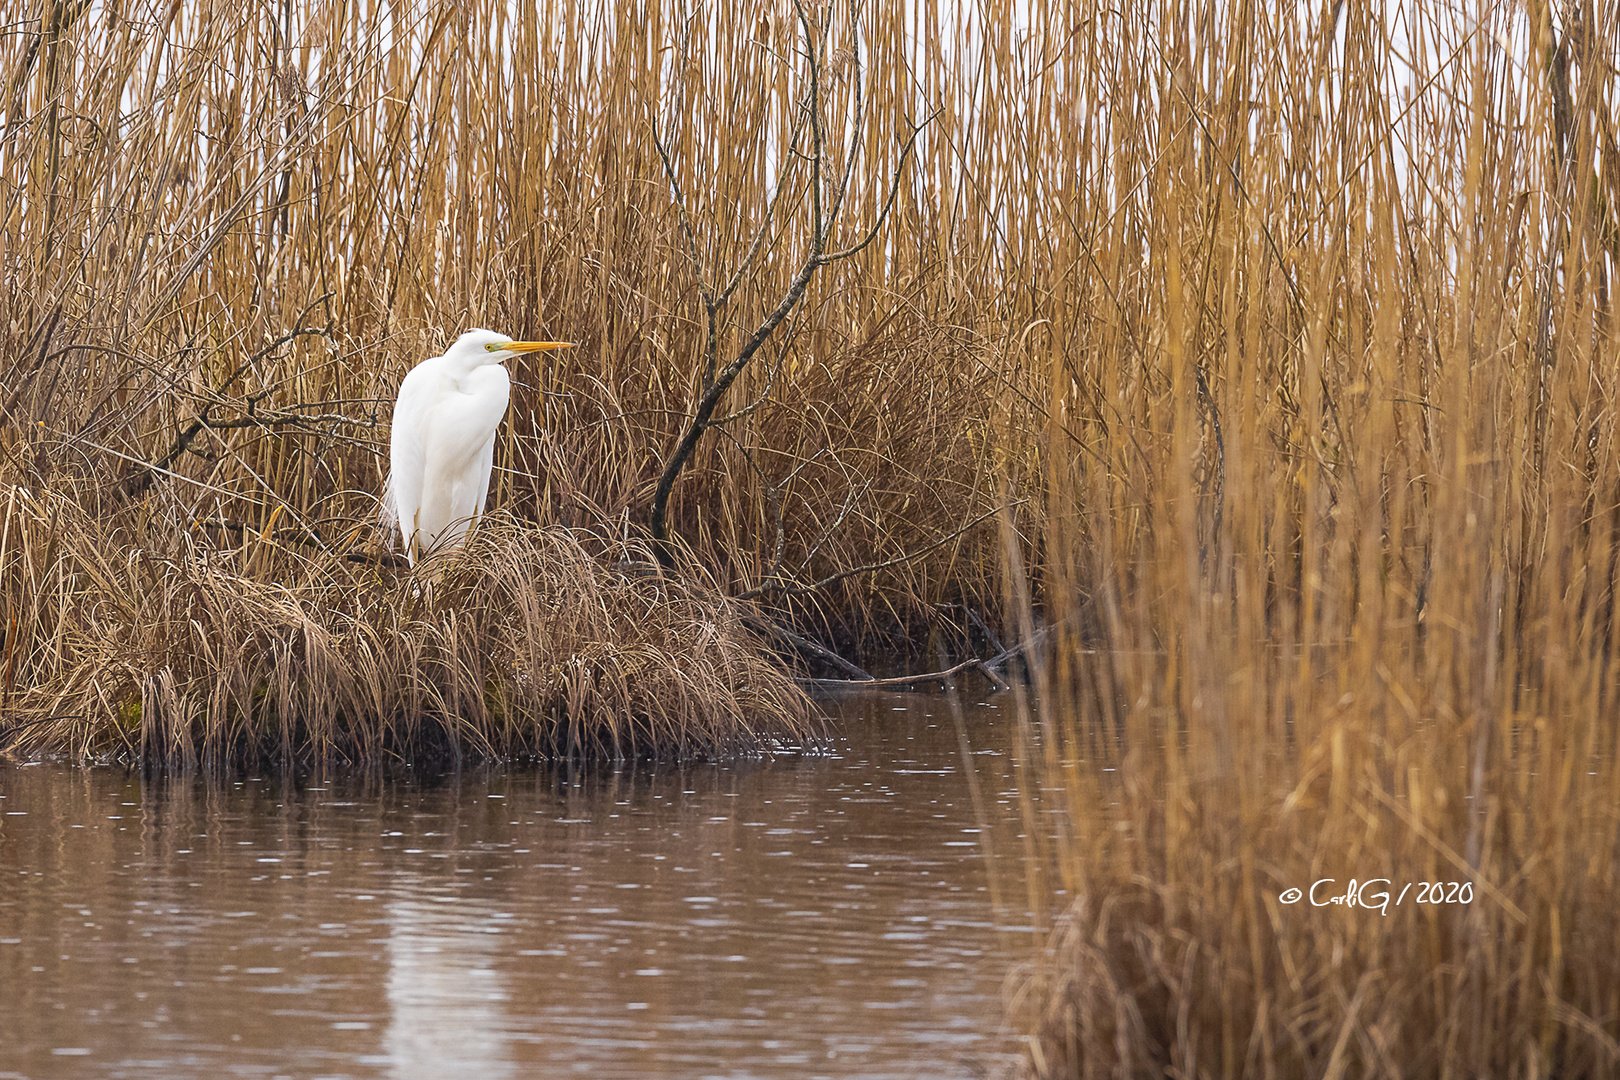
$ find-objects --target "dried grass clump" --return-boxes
[0,489,814,765]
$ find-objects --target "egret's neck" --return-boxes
[443,353,498,384]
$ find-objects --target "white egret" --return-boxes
[382,329,574,563]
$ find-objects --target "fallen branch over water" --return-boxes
[760,609,1019,693]
[807,655,1010,692]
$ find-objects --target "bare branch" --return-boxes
[648,4,930,566]
[818,109,936,264]
[825,3,864,225]
[211,294,334,397]
[786,473,871,582]
[749,616,873,681]
[649,246,822,555]
[782,445,834,484]
[119,306,335,497]
[649,110,715,308]
[715,106,811,306]
[701,304,720,392]
[807,655,999,690]
[793,0,827,250]
[710,425,786,592]
[710,342,787,426]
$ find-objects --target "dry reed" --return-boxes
[999,0,1620,1075]
[3,0,1619,1069]
[0,0,1009,760]
[0,0,1010,644]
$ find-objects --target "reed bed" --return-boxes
[997,0,1620,1075]
[0,0,1011,648]
[2,0,1618,1070]
[0,0,1009,760]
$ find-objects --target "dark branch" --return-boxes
[119,312,333,496]
[646,2,936,568]
[748,615,873,681]
[806,656,1000,690]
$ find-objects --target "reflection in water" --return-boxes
[0,694,1041,1079]
[385,890,516,1080]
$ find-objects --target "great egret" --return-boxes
[382,328,574,563]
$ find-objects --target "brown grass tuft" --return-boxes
[0,489,815,765]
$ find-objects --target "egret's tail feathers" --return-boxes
[377,480,394,534]
[378,478,404,547]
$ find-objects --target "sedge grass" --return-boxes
[0,485,816,764]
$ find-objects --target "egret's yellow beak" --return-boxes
[487,340,575,354]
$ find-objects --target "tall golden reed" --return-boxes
[0,0,1004,759]
[1003,0,1620,1074]
[2,0,1618,1066]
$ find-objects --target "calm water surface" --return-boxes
[0,694,1042,1079]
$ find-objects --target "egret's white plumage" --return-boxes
[382,328,573,563]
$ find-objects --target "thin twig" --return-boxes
[819,109,936,264]
[709,424,787,592]
[716,108,811,306]
[710,340,787,426]
[749,615,873,680]
[649,111,714,308]
[120,308,335,496]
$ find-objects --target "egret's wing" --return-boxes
[417,365,510,551]
[472,433,497,525]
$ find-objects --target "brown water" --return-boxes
[0,694,1043,1080]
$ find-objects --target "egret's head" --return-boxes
[450,328,575,364]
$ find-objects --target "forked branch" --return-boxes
[648,3,933,565]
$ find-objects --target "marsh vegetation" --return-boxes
[1,0,1618,1074]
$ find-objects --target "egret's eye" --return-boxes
[483,342,505,353]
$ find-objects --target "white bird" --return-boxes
[382,328,573,564]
